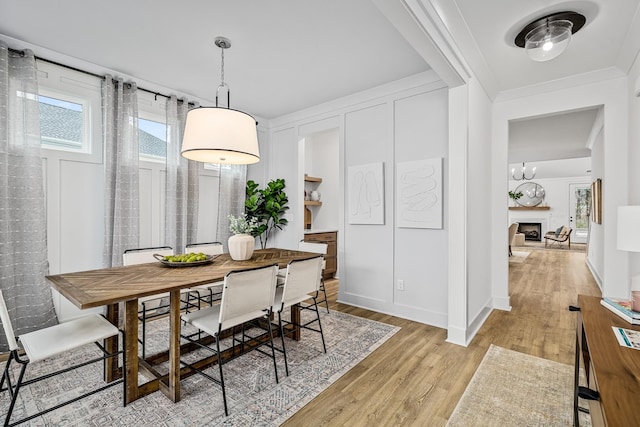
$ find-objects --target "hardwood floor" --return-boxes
[283,248,601,426]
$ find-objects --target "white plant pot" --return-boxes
[228,234,255,261]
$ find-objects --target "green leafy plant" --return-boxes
[245,178,289,249]
[508,191,523,200]
[227,213,259,235]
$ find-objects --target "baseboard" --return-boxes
[585,257,603,292]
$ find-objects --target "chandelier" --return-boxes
[181,37,260,165]
[512,162,536,181]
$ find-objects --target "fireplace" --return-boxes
[518,222,542,241]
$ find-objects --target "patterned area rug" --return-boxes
[447,345,591,427]
[1,308,399,426]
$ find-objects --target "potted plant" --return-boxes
[508,190,523,206]
[227,213,258,260]
[245,178,289,249]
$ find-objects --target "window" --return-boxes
[36,60,102,162]
[39,95,85,151]
[139,117,167,162]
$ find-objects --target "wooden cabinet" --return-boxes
[575,295,640,426]
[304,231,337,279]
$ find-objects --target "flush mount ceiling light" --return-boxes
[514,11,585,62]
[181,36,260,165]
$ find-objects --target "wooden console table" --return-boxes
[575,295,640,426]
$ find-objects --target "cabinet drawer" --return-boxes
[305,232,336,242]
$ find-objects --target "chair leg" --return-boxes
[0,351,14,393]
[278,312,289,377]
[5,359,28,427]
[313,297,327,353]
[266,317,279,384]
[320,278,330,314]
[121,330,127,408]
[141,303,147,359]
[215,337,228,417]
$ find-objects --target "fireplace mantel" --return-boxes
[508,206,550,210]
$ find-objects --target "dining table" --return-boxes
[45,248,319,405]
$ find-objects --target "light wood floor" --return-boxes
[283,248,601,426]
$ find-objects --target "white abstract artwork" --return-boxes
[396,158,442,229]
[348,162,384,224]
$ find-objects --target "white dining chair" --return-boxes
[273,255,326,376]
[185,241,224,307]
[0,289,126,426]
[123,246,194,359]
[297,240,330,313]
[180,263,279,416]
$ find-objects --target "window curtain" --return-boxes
[0,43,58,351]
[165,95,198,252]
[103,76,140,267]
[216,165,248,251]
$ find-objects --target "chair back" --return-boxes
[123,246,173,266]
[185,242,223,256]
[0,290,19,351]
[218,264,278,330]
[508,223,519,245]
[298,241,327,269]
[280,256,324,308]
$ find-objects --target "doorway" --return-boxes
[569,183,591,244]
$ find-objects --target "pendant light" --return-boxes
[514,11,585,62]
[511,162,536,181]
[181,37,260,165]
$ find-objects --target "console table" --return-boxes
[575,295,640,426]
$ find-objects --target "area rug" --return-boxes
[446,345,591,427]
[509,251,530,263]
[1,309,399,426]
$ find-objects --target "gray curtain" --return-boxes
[216,165,248,252]
[165,95,199,252]
[0,42,58,351]
[103,76,140,267]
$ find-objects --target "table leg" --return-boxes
[124,299,139,404]
[104,303,120,382]
[291,303,301,341]
[165,290,181,402]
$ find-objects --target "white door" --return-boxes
[569,183,590,244]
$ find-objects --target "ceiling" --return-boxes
[1,0,639,167]
[0,0,429,120]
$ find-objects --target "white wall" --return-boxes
[267,71,451,326]
[493,77,630,300]
[627,52,640,283]
[587,128,605,287]
[465,77,494,340]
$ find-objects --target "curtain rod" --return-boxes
[8,47,195,106]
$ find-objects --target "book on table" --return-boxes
[601,297,640,325]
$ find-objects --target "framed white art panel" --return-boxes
[396,158,442,229]
[348,162,384,225]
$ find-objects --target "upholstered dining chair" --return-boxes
[123,246,194,359]
[185,241,224,307]
[273,255,326,376]
[0,290,126,426]
[508,223,519,257]
[180,264,279,416]
[297,241,330,313]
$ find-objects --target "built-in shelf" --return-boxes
[304,175,322,183]
[508,206,550,210]
[305,200,322,206]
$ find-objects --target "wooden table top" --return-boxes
[579,295,640,426]
[46,248,318,310]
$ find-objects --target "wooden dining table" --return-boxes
[45,248,319,405]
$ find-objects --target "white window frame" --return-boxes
[36,60,102,165]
